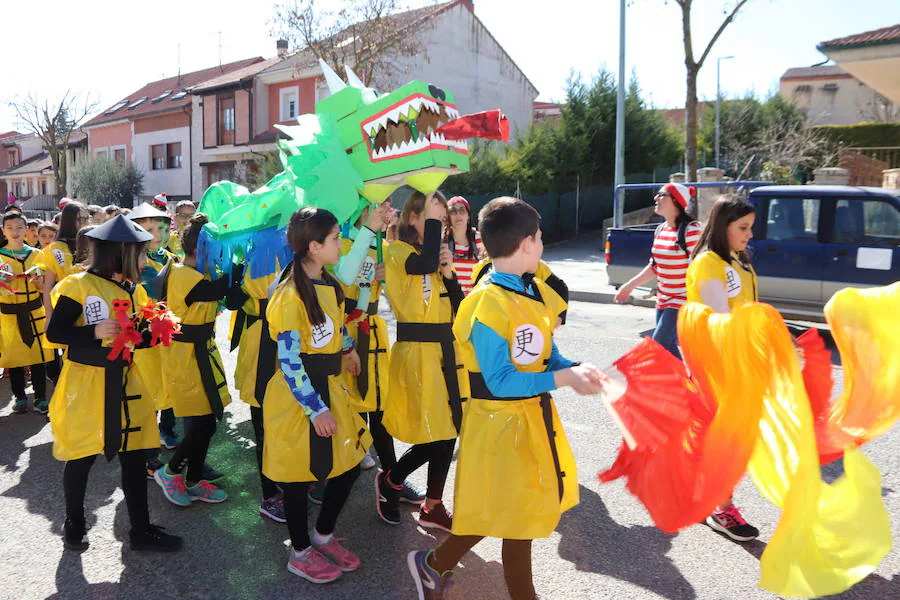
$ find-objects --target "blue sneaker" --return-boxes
[407,550,453,600]
[400,480,426,505]
[12,397,28,414]
[160,433,182,450]
[186,480,228,503]
[200,463,225,483]
[308,482,325,505]
[259,497,286,523]
[154,466,191,507]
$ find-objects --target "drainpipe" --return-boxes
[183,105,193,202]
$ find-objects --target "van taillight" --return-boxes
[605,240,611,264]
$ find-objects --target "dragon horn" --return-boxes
[318,59,347,94]
[344,65,366,89]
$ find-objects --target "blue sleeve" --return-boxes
[333,227,376,285]
[547,340,575,371]
[277,330,329,418]
[472,320,556,398]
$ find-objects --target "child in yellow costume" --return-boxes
[685,195,760,542]
[407,197,605,600]
[377,191,468,530]
[46,215,182,553]
[263,207,370,584]
[0,212,53,414]
[153,213,243,507]
[471,257,570,323]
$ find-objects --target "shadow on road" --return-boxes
[557,485,696,600]
[0,403,48,472]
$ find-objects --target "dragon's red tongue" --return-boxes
[434,109,510,142]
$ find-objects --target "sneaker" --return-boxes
[260,497,287,523]
[312,536,360,572]
[187,480,228,503]
[34,398,49,414]
[160,433,182,450]
[705,505,760,542]
[408,550,454,600]
[360,453,377,470]
[63,519,89,552]
[287,546,342,583]
[308,482,325,506]
[146,458,164,480]
[400,480,426,505]
[418,502,453,533]
[200,463,225,483]
[129,524,183,552]
[11,397,28,414]
[154,466,191,507]
[375,470,400,525]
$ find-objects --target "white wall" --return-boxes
[133,126,191,197]
[190,96,204,202]
[781,76,891,125]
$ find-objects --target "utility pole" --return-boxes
[217,32,223,68]
[715,56,734,169]
[613,0,626,226]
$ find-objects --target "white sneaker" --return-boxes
[360,453,377,470]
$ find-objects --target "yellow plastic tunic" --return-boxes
[231,268,280,407]
[470,258,554,291]
[334,237,390,413]
[0,247,52,367]
[130,254,168,410]
[49,272,156,461]
[451,277,578,539]
[382,241,469,444]
[262,281,371,483]
[162,263,231,417]
[37,241,77,282]
[685,250,757,310]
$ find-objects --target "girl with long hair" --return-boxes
[444,196,484,295]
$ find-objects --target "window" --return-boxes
[765,198,820,241]
[167,142,182,169]
[114,148,126,162]
[151,144,166,170]
[105,100,128,114]
[152,90,172,103]
[40,181,47,195]
[218,95,235,145]
[833,199,900,247]
[128,96,148,109]
[95,148,109,159]
[170,91,187,101]
[822,83,839,91]
[279,87,300,121]
[206,163,236,187]
[7,150,16,167]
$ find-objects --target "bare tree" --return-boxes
[755,121,836,182]
[271,0,434,88]
[856,92,900,124]
[673,0,750,181]
[9,92,96,197]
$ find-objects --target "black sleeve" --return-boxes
[443,275,465,313]
[545,273,570,325]
[47,295,97,346]
[184,276,230,305]
[224,286,248,311]
[404,219,442,275]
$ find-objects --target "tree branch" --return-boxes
[696,0,750,68]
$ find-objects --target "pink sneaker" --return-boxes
[287,547,342,583]
[313,537,360,572]
[706,505,760,542]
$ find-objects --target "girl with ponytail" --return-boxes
[263,207,370,584]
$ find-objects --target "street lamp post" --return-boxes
[715,56,734,169]
[613,0,626,227]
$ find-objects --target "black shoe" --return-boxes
[129,524,183,552]
[63,519,89,552]
[375,470,401,525]
[146,458,164,480]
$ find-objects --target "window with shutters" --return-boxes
[151,144,166,170]
[167,142,182,168]
[218,95,235,145]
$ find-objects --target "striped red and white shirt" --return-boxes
[651,221,702,309]
[451,231,485,295]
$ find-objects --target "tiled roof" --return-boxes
[85,57,265,128]
[819,24,900,49]
[0,152,51,177]
[781,64,848,79]
[0,131,21,141]
[192,57,285,93]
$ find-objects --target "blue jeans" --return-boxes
[653,307,681,359]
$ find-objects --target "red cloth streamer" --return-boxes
[344,308,370,336]
[107,299,142,363]
[434,109,510,142]
[795,328,843,465]
[140,301,181,347]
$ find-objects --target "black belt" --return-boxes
[302,351,343,482]
[1,296,44,349]
[230,305,260,352]
[174,322,227,420]
[469,372,564,501]
[67,344,140,461]
[345,298,383,406]
[344,298,379,316]
[254,299,276,405]
[395,322,464,434]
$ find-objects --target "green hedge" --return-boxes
[812,123,900,148]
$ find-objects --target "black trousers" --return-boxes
[158,408,177,438]
[250,405,279,499]
[46,352,62,384]
[282,466,360,551]
[168,414,216,484]
[10,363,46,401]
[63,450,149,532]
[364,410,397,468]
[388,439,455,500]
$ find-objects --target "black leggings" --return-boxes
[364,411,397,468]
[282,466,360,551]
[158,408,177,438]
[168,414,216,484]
[250,406,279,499]
[63,450,150,532]
[433,535,535,600]
[388,439,455,500]
[10,364,46,401]
[46,352,62,385]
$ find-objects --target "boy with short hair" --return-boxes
[407,197,605,600]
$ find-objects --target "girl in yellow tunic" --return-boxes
[377,191,468,531]
[263,207,369,584]
[684,195,761,543]
[407,197,605,600]
[0,213,53,414]
[46,215,182,553]
[39,201,89,318]
[154,213,241,506]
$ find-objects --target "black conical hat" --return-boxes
[86,215,153,243]
[127,202,171,221]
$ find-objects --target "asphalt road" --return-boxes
[0,301,896,600]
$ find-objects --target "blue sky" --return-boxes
[1,0,895,132]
